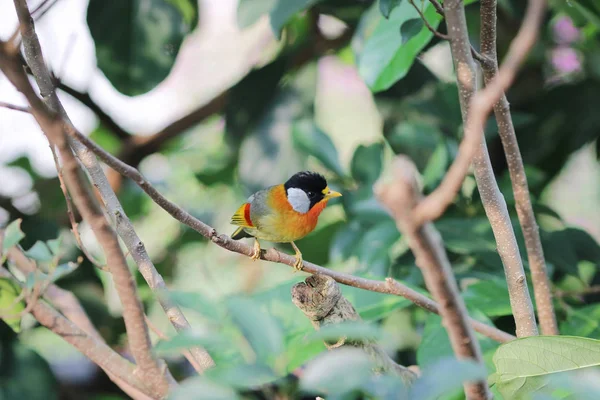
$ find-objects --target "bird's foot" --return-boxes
[293,253,304,271]
[251,239,261,261]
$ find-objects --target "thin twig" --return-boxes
[374,156,491,400]
[31,0,60,21]
[435,0,542,338]
[0,265,153,399]
[145,315,204,373]
[0,101,30,113]
[64,125,514,344]
[555,285,600,298]
[48,142,106,270]
[5,247,153,400]
[428,0,444,15]
[479,0,557,335]
[410,0,489,64]
[10,0,215,374]
[3,3,173,392]
[409,0,449,40]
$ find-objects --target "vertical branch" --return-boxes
[0,44,171,397]
[11,0,214,371]
[375,157,491,400]
[479,0,557,335]
[443,0,538,338]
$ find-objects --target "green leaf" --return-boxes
[237,0,277,29]
[400,18,424,45]
[306,320,385,344]
[205,363,278,389]
[46,237,62,257]
[435,218,497,254]
[344,284,413,321]
[560,304,600,339]
[24,241,54,262]
[329,220,364,262]
[354,1,442,92]
[226,297,284,363]
[385,121,443,172]
[170,377,241,400]
[494,336,600,399]
[154,330,227,354]
[566,227,600,264]
[299,348,376,395]
[422,141,449,190]
[463,279,512,317]
[2,219,25,253]
[86,0,199,96]
[351,142,384,185]
[0,343,59,399]
[166,0,197,25]
[269,0,323,39]
[357,220,400,275]
[0,278,25,332]
[418,313,500,373]
[50,263,77,283]
[292,120,346,177]
[409,358,488,400]
[541,229,579,274]
[379,0,402,19]
[168,290,223,321]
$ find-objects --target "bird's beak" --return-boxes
[323,187,342,199]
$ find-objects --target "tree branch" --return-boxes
[0,265,153,399]
[2,9,171,395]
[439,0,539,338]
[61,124,514,344]
[292,274,418,385]
[11,0,215,373]
[479,0,557,335]
[374,156,491,400]
[5,247,153,400]
[0,100,30,113]
[56,82,130,140]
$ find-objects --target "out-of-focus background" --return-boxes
[1,0,600,399]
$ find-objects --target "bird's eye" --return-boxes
[307,191,316,198]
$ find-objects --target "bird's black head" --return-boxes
[284,171,328,209]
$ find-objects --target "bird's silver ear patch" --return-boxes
[286,188,310,213]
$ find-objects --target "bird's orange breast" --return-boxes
[261,185,328,242]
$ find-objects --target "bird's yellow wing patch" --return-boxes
[230,203,254,228]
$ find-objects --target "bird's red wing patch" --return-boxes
[230,203,254,228]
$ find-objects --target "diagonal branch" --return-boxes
[56,82,130,140]
[0,100,30,113]
[11,0,215,373]
[0,265,152,399]
[479,0,557,335]
[62,123,514,344]
[438,0,542,337]
[1,18,172,399]
[5,247,153,400]
[375,156,491,400]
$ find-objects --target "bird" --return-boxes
[229,171,342,270]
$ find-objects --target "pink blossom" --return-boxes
[552,47,581,74]
[553,16,580,44]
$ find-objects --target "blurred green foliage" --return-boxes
[2,0,600,398]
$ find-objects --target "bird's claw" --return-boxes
[293,255,304,271]
[251,239,261,261]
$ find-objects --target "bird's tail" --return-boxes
[231,227,252,240]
